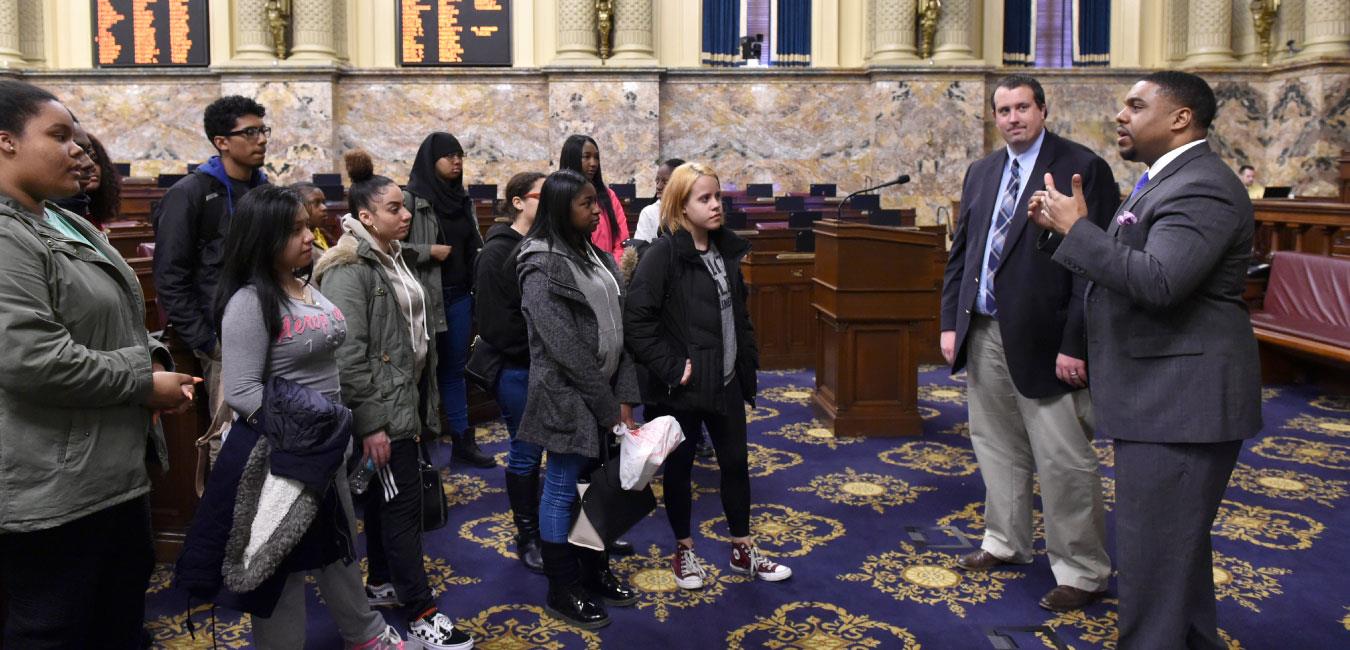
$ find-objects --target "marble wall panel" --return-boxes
[548,77,661,192]
[659,79,881,206]
[44,78,220,179]
[335,79,553,189]
[222,78,335,185]
[40,64,1348,222]
[869,78,987,223]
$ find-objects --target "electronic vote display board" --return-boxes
[399,0,512,66]
[92,0,210,67]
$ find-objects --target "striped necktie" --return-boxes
[980,159,1021,317]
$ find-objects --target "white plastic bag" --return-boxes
[618,415,685,490]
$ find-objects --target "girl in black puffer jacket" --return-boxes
[623,162,793,592]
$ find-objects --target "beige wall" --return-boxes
[30,0,1271,71]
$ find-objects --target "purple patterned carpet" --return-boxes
[143,366,1349,649]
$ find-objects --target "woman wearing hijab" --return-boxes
[559,135,629,262]
[402,133,494,469]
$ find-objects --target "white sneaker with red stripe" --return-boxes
[729,542,792,582]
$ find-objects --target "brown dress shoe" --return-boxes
[955,550,1016,571]
[1038,585,1107,612]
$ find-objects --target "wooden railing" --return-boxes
[1253,200,1350,260]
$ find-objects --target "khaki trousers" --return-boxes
[965,316,1110,591]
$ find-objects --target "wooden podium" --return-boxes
[811,220,943,437]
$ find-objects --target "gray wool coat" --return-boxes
[516,240,640,458]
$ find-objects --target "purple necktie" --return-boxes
[1131,172,1150,196]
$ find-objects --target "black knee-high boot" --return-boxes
[577,547,637,606]
[541,541,610,629]
[505,470,544,573]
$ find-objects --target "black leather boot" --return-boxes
[578,548,638,607]
[541,542,610,629]
[606,538,635,556]
[505,470,544,574]
[451,428,496,468]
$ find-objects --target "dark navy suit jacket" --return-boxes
[941,130,1119,398]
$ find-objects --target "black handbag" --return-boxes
[464,334,504,391]
[417,437,448,532]
[578,429,656,545]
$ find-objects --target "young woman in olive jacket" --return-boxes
[623,162,793,591]
[316,152,473,650]
[516,169,641,629]
[0,80,196,648]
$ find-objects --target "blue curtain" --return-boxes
[702,0,741,67]
[775,0,811,66]
[1003,0,1034,66]
[1073,0,1110,66]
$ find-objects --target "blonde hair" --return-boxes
[659,162,720,234]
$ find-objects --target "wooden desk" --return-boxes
[811,220,944,437]
[742,252,815,369]
[148,327,208,562]
[106,221,156,260]
[119,178,166,224]
[740,229,796,253]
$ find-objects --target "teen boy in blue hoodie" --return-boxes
[153,95,270,459]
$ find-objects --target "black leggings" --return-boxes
[653,373,751,540]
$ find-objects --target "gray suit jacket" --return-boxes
[1050,141,1262,444]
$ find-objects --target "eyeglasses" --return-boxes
[225,126,272,140]
[524,192,540,199]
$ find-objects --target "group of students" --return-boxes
[0,80,790,650]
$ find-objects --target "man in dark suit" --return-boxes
[1030,71,1262,649]
[940,75,1118,612]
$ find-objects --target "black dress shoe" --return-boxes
[606,538,635,556]
[545,584,611,629]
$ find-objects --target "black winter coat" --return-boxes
[624,228,758,414]
[474,223,530,366]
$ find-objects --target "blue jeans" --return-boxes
[496,365,543,476]
[436,291,473,435]
[539,452,596,543]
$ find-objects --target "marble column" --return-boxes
[871,0,919,63]
[610,0,657,65]
[290,0,341,63]
[0,0,24,68]
[234,0,277,61]
[18,0,41,66]
[933,0,979,62]
[1185,0,1236,64]
[554,0,601,65]
[1301,0,1350,57]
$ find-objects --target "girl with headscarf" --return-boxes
[401,132,494,469]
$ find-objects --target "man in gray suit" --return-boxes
[1030,71,1262,649]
